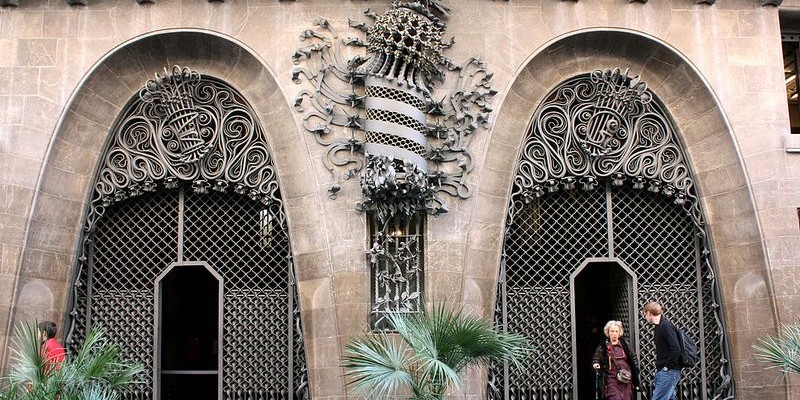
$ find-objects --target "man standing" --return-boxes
[39,320,66,372]
[644,302,681,400]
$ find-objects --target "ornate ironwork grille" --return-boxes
[368,214,425,330]
[488,70,732,400]
[490,183,724,399]
[66,69,309,400]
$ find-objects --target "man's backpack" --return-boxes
[676,327,699,368]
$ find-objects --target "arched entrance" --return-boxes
[156,262,222,400]
[488,70,733,399]
[64,67,310,399]
[571,259,638,400]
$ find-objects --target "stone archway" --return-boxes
[2,30,334,394]
[465,28,781,398]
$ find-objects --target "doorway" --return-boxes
[156,262,222,400]
[571,259,638,400]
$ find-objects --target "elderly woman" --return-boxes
[592,320,639,400]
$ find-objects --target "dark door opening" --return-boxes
[573,261,636,400]
[159,264,221,400]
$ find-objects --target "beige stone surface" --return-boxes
[0,0,797,398]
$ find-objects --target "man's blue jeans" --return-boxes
[651,368,681,400]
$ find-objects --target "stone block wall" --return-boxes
[0,0,798,399]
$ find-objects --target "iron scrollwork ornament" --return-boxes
[368,226,424,329]
[139,66,209,164]
[513,68,698,230]
[358,155,436,224]
[292,0,495,223]
[84,65,281,236]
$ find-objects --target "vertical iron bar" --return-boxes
[419,216,425,311]
[153,267,160,400]
[85,240,95,335]
[288,257,295,400]
[606,181,614,258]
[178,187,184,263]
[217,265,224,400]
[695,234,707,397]
[500,256,509,400]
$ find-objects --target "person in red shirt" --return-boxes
[39,320,66,372]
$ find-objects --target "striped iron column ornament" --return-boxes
[292,0,495,221]
[292,2,493,331]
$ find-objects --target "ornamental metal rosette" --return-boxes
[291,0,495,223]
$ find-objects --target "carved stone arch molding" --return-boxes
[4,30,332,395]
[466,29,783,398]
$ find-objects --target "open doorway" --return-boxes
[156,263,222,400]
[571,259,638,400]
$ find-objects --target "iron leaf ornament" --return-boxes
[292,0,495,224]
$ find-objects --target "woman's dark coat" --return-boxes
[591,337,640,397]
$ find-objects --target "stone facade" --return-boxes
[0,0,799,399]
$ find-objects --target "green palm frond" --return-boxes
[7,321,46,387]
[342,330,418,398]
[753,322,800,376]
[343,303,532,399]
[387,308,462,393]
[61,324,142,394]
[77,384,120,400]
[0,320,142,400]
[103,362,144,389]
[69,324,108,373]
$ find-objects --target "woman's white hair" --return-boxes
[603,320,624,338]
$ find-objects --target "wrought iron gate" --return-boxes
[488,70,733,399]
[65,67,309,399]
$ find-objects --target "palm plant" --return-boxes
[342,303,531,399]
[753,322,800,376]
[0,321,143,400]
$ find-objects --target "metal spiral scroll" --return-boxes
[512,69,698,230]
[82,66,281,238]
